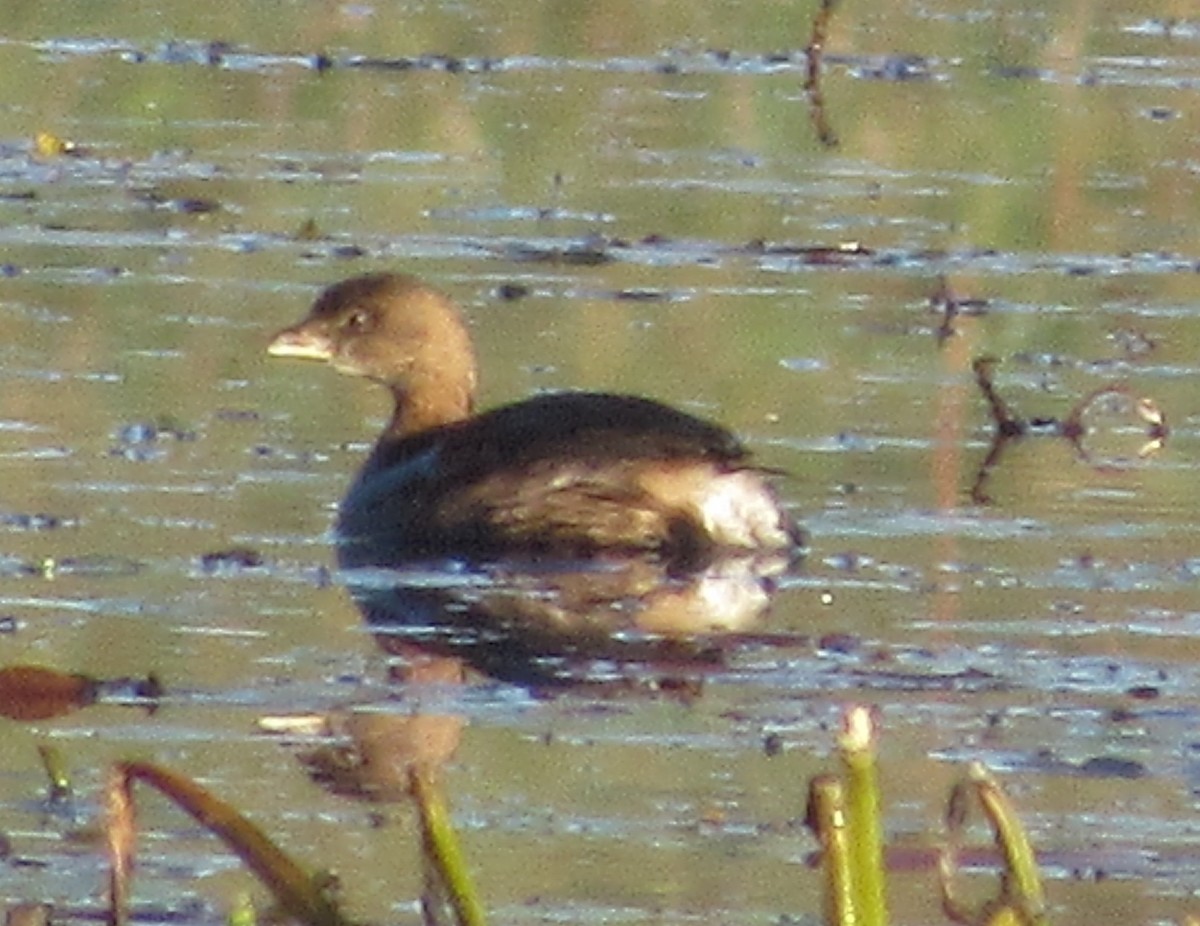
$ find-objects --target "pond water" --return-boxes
[1,1,1198,924]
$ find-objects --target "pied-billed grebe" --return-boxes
[267,273,805,567]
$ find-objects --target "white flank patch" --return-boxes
[697,471,788,549]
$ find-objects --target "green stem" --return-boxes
[837,706,888,926]
[410,765,488,926]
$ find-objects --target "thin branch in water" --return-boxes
[804,0,840,148]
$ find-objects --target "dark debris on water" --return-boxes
[110,419,198,461]
[1024,749,1149,780]
[53,38,820,78]
[0,511,76,531]
[499,234,876,267]
[131,187,222,215]
[198,547,266,575]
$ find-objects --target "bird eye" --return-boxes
[344,309,372,333]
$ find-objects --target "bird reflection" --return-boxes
[343,552,793,690]
[282,552,794,807]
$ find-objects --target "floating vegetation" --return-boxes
[0,665,161,721]
[0,665,99,721]
[32,130,79,159]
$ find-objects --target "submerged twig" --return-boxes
[804,0,840,147]
[930,277,990,344]
[105,762,351,926]
[968,357,1168,504]
[968,357,1038,504]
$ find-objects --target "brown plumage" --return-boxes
[267,273,805,568]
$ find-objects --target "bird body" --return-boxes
[267,273,804,568]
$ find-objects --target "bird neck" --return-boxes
[385,368,475,439]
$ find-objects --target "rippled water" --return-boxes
[1,2,1198,924]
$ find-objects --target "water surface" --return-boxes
[0,2,1197,924]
